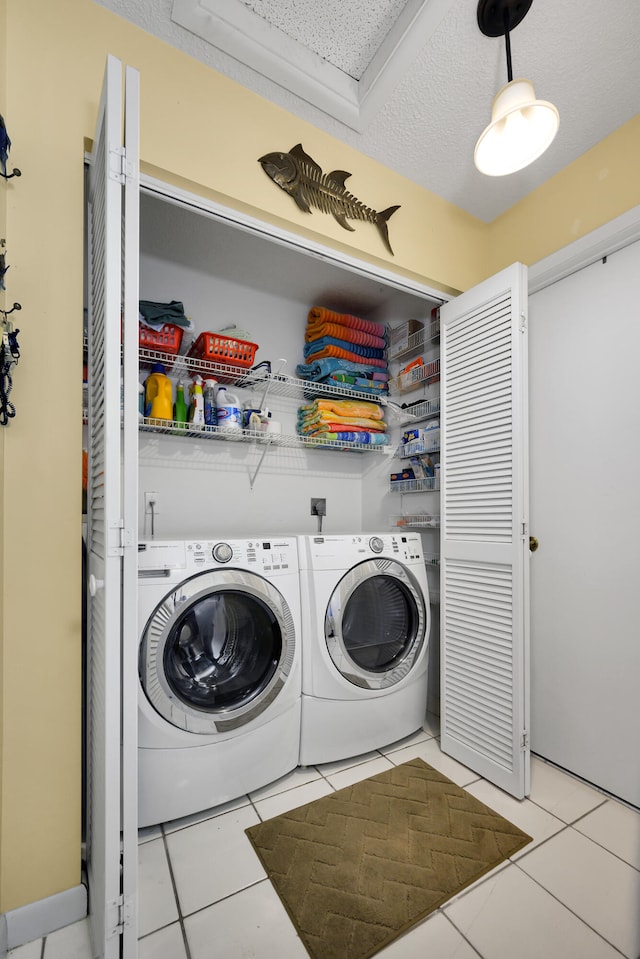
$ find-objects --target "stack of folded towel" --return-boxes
[296,307,389,397]
[297,398,389,446]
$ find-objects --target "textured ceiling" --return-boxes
[96,0,640,223]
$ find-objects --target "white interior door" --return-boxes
[440,263,530,798]
[86,54,139,959]
[529,238,640,807]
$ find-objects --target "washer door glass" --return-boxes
[140,569,296,734]
[164,590,280,711]
[325,558,427,689]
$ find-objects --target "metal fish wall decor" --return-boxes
[258,143,400,255]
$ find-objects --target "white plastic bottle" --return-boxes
[189,374,205,429]
[216,386,243,438]
[203,378,218,427]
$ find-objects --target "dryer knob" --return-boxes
[212,542,233,563]
[369,536,384,554]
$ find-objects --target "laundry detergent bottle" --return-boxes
[145,363,172,420]
[216,386,242,437]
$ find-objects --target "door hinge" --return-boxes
[107,521,134,556]
[109,147,135,184]
[120,526,135,550]
[107,894,135,937]
[109,146,126,184]
[520,312,527,333]
[521,730,529,749]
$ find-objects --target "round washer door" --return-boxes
[140,568,296,734]
[324,558,427,689]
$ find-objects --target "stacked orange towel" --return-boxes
[308,307,387,338]
[303,306,390,384]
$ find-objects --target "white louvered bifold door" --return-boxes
[120,63,140,959]
[440,263,530,798]
[86,54,140,959]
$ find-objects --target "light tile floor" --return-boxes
[10,715,640,959]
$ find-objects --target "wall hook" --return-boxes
[1,302,21,318]
[0,115,21,181]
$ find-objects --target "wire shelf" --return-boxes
[389,358,440,395]
[398,396,440,424]
[389,476,440,493]
[390,513,440,529]
[138,346,391,406]
[397,437,440,457]
[139,417,389,453]
[387,316,440,361]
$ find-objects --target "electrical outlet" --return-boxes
[310,498,326,516]
[144,491,160,515]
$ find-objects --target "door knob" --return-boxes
[88,573,105,596]
[529,536,539,553]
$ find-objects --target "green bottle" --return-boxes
[174,381,188,430]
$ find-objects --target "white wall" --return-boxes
[529,239,640,805]
[137,190,440,542]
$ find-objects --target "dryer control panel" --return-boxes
[299,532,424,569]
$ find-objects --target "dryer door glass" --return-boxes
[342,575,418,671]
[324,558,428,690]
[164,590,280,711]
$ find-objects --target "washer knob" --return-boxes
[369,536,384,554]
[212,542,233,563]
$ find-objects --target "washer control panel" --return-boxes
[188,538,297,574]
[139,538,298,576]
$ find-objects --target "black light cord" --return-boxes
[504,8,514,82]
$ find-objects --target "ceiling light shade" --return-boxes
[474,0,559,177]
[474,78,560,176]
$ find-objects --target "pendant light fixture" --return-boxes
[474,0,559,177]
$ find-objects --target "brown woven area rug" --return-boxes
[246,757,532,959]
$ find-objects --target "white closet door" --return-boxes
[440,263,530,798]
[121,63,141,959]
[86,54,139,958]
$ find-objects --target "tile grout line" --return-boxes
[511,851,630,958]
[160,825,193,959]
[531,753,640,813]
[439,910,485,958]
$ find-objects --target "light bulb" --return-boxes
[474,79,559,176]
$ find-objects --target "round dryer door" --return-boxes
[325,558,427,689]
[140,569,296,734]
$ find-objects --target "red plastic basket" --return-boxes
[139,322,184,356]
[187,332,258,380]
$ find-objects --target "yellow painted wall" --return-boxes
[0,0,637,916]
[487,115,640,273]
[0,0,484,915]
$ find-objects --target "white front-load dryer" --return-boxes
[297,532,430,765]
[137,536,301,826]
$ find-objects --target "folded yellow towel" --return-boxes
[301,411,388,431]
[300,399,384,420]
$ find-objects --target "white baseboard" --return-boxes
[2,883,87,950]
[0,913,7,959]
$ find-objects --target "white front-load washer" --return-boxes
[297,532,430,765]
[137,536,301,826]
